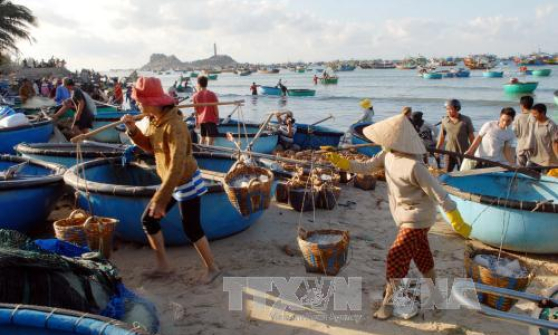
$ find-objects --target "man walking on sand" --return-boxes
[193,76,219,145]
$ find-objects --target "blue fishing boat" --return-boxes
[258,86,283,96]
[338,65,356,71]
[92,111,139,143]
[0,155,65,232]
[504,82,538,94]
[197,123,279,154]
[423,72,443,79]
[0,304,151,335]
[64,153,267,245]
[15,142,125,168]
[292,124,344,150]
[454,69,471,78]
[348,122,382,156]
[0,119,53,154]
[483,71,504,78]
[439,172,558,254]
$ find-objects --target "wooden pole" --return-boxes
[70,115,145,143]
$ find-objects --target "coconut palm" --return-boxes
[0,0,36,52]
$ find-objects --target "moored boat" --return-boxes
[258,86,283,96]
[531,69,552,77]
[0,118,53,154]
[64,153,268,245]
[292,124,344,150]
[439,172,558,253]
[319,77,339,84]
[196,123,279,154]
[348,122,382,157]
[15,142,125,168]
[483,70,504,78]
[423,72,443,79]
[503,82,538,94]
[337,65,356,71]
[237,69,251,76]
[287,89,316,97]
[190,72,199,78]
[0,155,65,232]
[207,74,218,80]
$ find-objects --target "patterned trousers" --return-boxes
[386,228,434,280]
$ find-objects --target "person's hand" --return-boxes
[226,132,234,142]
[445,209,472,238]
[120,114,137,131]
[149,201,167,219]
[325,152,350,171]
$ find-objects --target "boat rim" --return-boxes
[15,142,125,158]
[64,152,248,197]
[196,124,279,138]
[349,122,374,143]
[0,119,52,133]
[0,154,66,190]
[440,174,558,213]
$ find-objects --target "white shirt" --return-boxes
[475,121,515,163]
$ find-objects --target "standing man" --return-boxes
[113,79,124,106]
[436,99,475,172]
[192,76,219,145]
[250,82,259,95]
[52,78,96,135]
[529,103,558,168]
[54,78,71,105]
[18,78,36,104]
[512,96,535,166]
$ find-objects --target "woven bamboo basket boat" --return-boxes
[297,229,350,276]
[224,163,274,216]
[464,247,534,311]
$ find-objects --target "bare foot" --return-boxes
[198,268,223,285]
[373,304,393,320]
[142,268,174,279]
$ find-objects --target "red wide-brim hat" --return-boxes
[132,77,175,106]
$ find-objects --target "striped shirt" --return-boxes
[172,169,208,202]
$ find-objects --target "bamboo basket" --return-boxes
[316,184,341,210]
[224,163,274,216]
[275,181,290,204]
[297,229,350,276]
[354,174,377,190]
[464,247,534,311]
[53,210,89,247]
[288,186,316,212]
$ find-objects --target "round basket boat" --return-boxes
[15,142,125,168]
[0,119,53,154]
[439,172,558,253]
[349,122,382,157]
[0,304,151,335]
[64,152,268,245]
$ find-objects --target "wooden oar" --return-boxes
[428,148,540,180]
[310,114,334,126]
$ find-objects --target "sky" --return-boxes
[10,0,558,71]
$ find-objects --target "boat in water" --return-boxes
[236,69,251,76]
[554,90,558,106]
[0,155,65,232]
[464,55,497,70]
[287,89,316,97]
[503,82,538,94]
[0,117,53,154]
[15,142,125,168]
[194,123,279,154]
[337,64,356,71]
[257,68,280,74]
[483,70,504,78]
[439,172,558,253]
[258,86,283,96]
[319,77,339,84]
[348,122,382,157]
[423,72,443,79]
[64,153,269,245]
[531,69,552,77]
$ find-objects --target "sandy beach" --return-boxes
[48,181,558,335]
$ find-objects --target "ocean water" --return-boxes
[123,67,558,132]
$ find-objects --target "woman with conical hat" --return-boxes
[325,114,471,319]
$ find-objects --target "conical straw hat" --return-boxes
[362,114,426,155]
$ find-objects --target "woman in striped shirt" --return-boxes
[121,77,221,284]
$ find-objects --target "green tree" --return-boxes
[0,0,36,52]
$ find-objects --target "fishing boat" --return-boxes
[423,72,443,79]
[337,64,356,71]
[257,68,280,74]
[453,68,471,78]
[292,124,344,150]
[319,77,339,84]
[0,118,53,154]
[258,86,283,96]
[287,89,316,97]
[0,304,152,335]
[348,122,382,157]
[207,74,218,80]
[296,66,306,73]
[91,111,140,143]
[464,55,497,70]
[236,69,251,76]
[15,142,125,168]
[554,90,558,106]
[64,153,268,245]
[483,70,504,78]
[396,58,417,70]
[190,72,199,78]
[196,123,279,154]
[0,155,65,232]
[503,82,538,94]
[531,69,552,77]
[439,172,558,253]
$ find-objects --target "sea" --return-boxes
[111,66,558,132]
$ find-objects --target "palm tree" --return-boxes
[0,0,36,52]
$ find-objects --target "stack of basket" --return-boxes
[53,210,118,259]
[224,162,274,216]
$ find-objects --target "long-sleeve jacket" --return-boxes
[349,150,456,229]
[129,108,198,207]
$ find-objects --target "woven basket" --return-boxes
[464,247,534,311]
[316,185,341,210]
[289,187,316,212]
[84,216,118,259]
[297,229,350,276]
[224,163,274,216]
[354,174,377,190]
[275,181,290,204]
[53,210,89,247]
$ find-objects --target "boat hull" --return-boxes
[197,124,278,154]
[531,69,551,77]
[319,78,338,84]
[92,111,139,143]
[0,120,53,154]
[0,155,65,233]
[483,71,504,78]
[503,82,538,94]
[439,173,558,253]
[423,73,442,79]
[292,124,343,150]
[287,89,316,97]
[65,155,266,245]
[349,122,382,156]
[15,142,124,168]
[258,86,283,96]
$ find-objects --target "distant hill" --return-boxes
[141,54,238,70]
